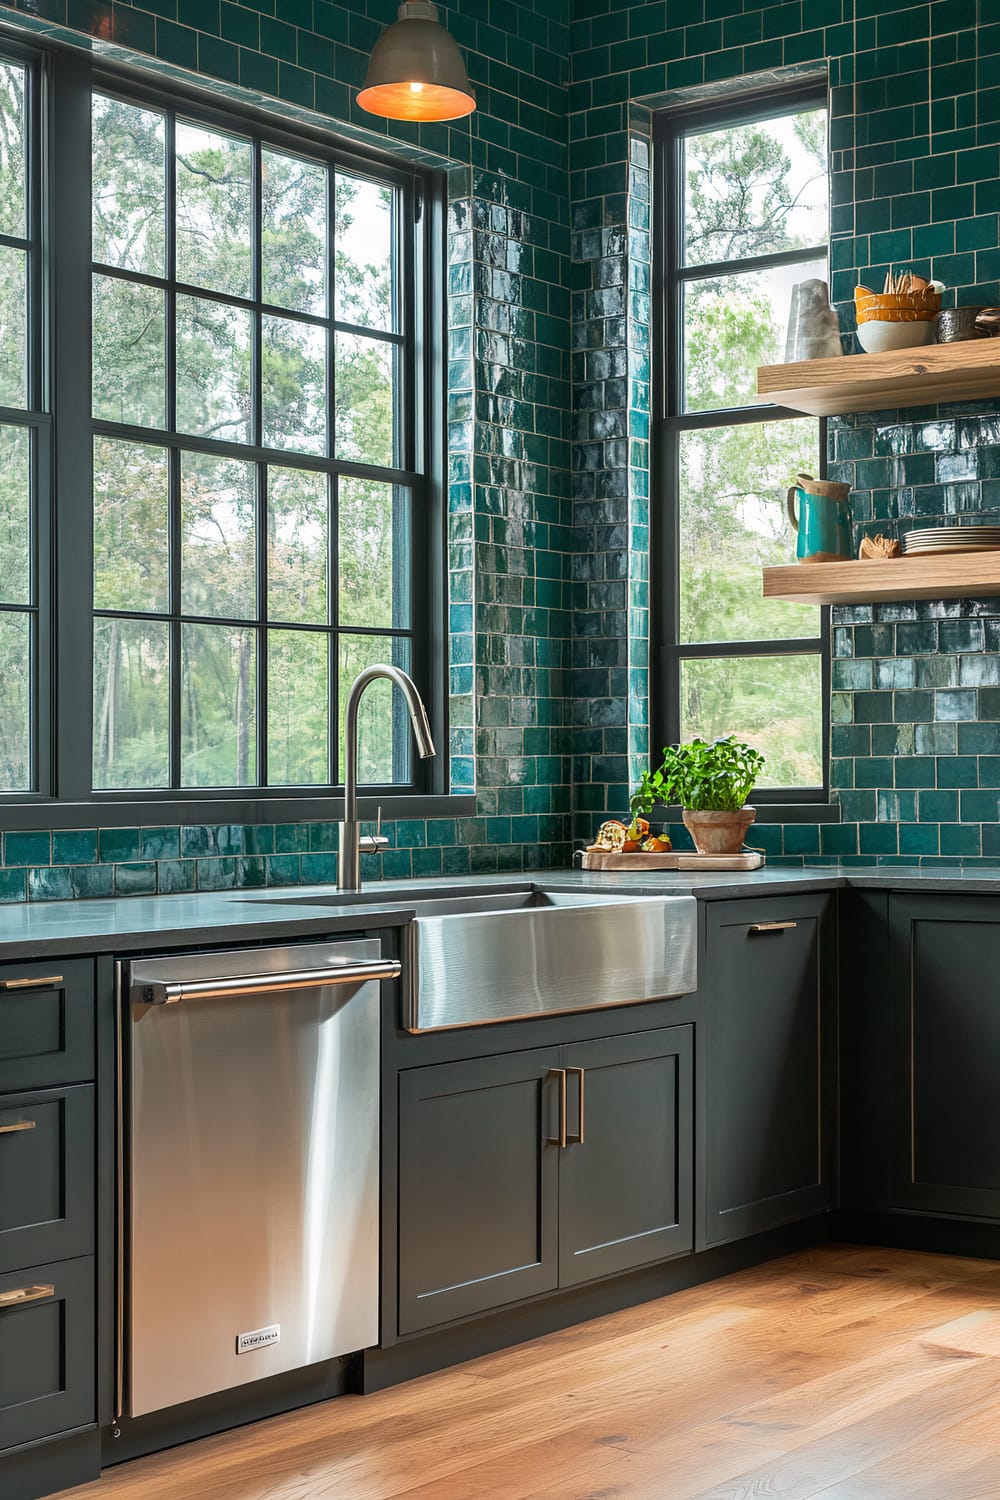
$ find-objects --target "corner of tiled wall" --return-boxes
[0,0,576,895]
[9,0,1000,890]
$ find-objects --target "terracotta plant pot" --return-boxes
[682,807,756,856]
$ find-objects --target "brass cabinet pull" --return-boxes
[0,1283,55,1308]
[546,1068,567,1148]
[566,1067,585,1145]
[0,1120,36,1135]
[0,974,63,991]
[748,921,797,933]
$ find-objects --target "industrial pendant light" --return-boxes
[358,1,476,123]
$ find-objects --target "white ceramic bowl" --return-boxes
[856,319,935,354]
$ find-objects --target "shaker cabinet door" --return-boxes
[700,896,836,1247]
[397,1048,560,1334]
[558,1027,693,1287]
[889,895,1000,1219]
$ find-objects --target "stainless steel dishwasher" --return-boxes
[118,939,395,1419]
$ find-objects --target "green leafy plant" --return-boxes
[630,736,766,815]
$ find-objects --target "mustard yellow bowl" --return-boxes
[855,286,941,324]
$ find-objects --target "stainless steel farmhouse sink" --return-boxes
[401,888,697,1032]
[236,885,697,1032]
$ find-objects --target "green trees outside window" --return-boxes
[0,48,432,807]
[89,90,415,793]
[0,60,33,792]
[660,95,829,792]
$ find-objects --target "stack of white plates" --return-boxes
[901,527,1000,556]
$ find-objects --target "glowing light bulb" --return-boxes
[409,80,424,93]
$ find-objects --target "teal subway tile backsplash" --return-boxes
[0,1,999,889]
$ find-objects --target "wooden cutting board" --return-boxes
[580,850,765,872]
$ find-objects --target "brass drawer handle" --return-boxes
[0,1283,55,1308]
[0,1120,36,1135]
[546,1068,567,1148]
[567,1067,585,1145]
[0,974,64,991]
[748,921,797,933]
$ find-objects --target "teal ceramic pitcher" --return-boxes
[786,472,852,563]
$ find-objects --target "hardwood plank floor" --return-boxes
[58,1245,1000,1500]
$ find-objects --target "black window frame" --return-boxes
[0,36,456,830]
[652,81,832,808]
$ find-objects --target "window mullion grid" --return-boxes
[65,75,427,810]
[89,419,419,486]
[51,49,94,804]
[396,175,411,476]
[659,100,830,794]
[257,460,269,790]
[327,166,338,786]
[26,57,44,795]
[676,243,828,282]
[163,109,181,790]
[32,423,48,797]
[27,55,42,416]
[168,444,182,789]
[329,472,339,787]
[326,163,336,466]
[164,108,177,433]
[252,136,267,789]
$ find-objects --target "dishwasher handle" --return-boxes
[135,959,401,1005]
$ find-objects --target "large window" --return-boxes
[0,44,442,819]
[655,88,830,796]
[0,56,40,794]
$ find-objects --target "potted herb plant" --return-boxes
[633,736,765,855]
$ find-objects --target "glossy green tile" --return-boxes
[115,862,157,896]
[53,830,99,865]
[157,860,197,894]
[4,831,52,867]
[140,826,181,861]
[28,866,73,901]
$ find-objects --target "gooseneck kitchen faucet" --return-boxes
[338,664,436,892]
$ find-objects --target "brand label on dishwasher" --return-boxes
[236,1324,280,1355]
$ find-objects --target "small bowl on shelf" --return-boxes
[855,319,935,354]
[854,282,941,354]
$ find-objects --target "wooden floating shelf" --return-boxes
[757,338,1000,416]
[763,553,1000,606]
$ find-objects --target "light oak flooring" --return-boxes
[60,1244,1000,1500]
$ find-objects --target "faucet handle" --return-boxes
[359,806,389,857]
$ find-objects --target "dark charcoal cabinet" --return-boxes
[0,955,98,1479]
[397,1028,693,1336]
[699,895,836,1248]
[398,1047,561,1334]
[888,894,1000,1219]
[0,1257,95,1451]
[558,1030,693,1286]
[0,960,94,1094]
[0,1086,95,1274]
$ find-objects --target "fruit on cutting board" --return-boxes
[587,820,672,854]
[591,819,628,851]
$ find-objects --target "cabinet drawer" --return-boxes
[0,1257,95,1452]
[0,1087,94,1275]
[0,960,94,1093]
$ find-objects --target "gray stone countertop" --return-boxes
[0,862,997,960]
